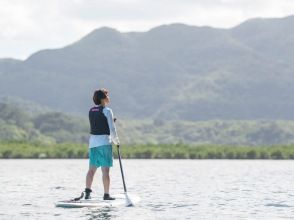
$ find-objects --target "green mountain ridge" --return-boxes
[1,15,294,120]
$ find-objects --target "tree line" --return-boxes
[2,101,294,147]
[1,141,293,159]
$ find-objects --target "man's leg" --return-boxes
[85,166,97,199]
[101,167,110,193]
[101,167,115,200]
[86,166,97,188]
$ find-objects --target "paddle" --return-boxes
[117,144,133,206]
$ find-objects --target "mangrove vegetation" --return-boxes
[1,141,294,159]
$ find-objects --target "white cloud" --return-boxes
[0,0,294,59]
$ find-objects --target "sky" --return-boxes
[1,0,294,59]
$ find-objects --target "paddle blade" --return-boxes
[125,193,134,207]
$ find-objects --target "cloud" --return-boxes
[0,0,294,59]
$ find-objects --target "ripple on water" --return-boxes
[1,159,294,219]
[265,203,292,208]
[52,186,66,190]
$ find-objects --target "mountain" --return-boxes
[1,16,294,120]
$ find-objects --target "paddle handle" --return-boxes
[117,145,127,193]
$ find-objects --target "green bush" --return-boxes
[0,141,294,159]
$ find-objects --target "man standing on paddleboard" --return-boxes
[84,88,120,200]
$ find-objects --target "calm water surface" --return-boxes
[0,159,294,220]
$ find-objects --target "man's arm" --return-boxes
[106,108,120,145]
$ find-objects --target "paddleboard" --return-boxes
[55,193,140,208]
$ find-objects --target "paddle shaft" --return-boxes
[117,145,127,193]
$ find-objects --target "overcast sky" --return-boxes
[1,0,294,59]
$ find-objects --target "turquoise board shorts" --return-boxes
[89,145,113,167]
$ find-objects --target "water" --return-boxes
[0,159,294,220]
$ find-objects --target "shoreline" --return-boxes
[1,141,294,159]
[0,158,292,160]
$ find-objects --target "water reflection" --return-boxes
[87,207,117,220]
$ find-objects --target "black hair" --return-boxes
[93,88,108,105]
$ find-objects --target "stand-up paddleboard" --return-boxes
[56,145,137,208]
[55,193,140,208]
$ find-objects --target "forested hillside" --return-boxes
[2,101,294,145]
[1,16,294,120]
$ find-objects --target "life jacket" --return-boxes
[89,105,110,135]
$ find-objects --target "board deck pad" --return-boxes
[55,193,140,208]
